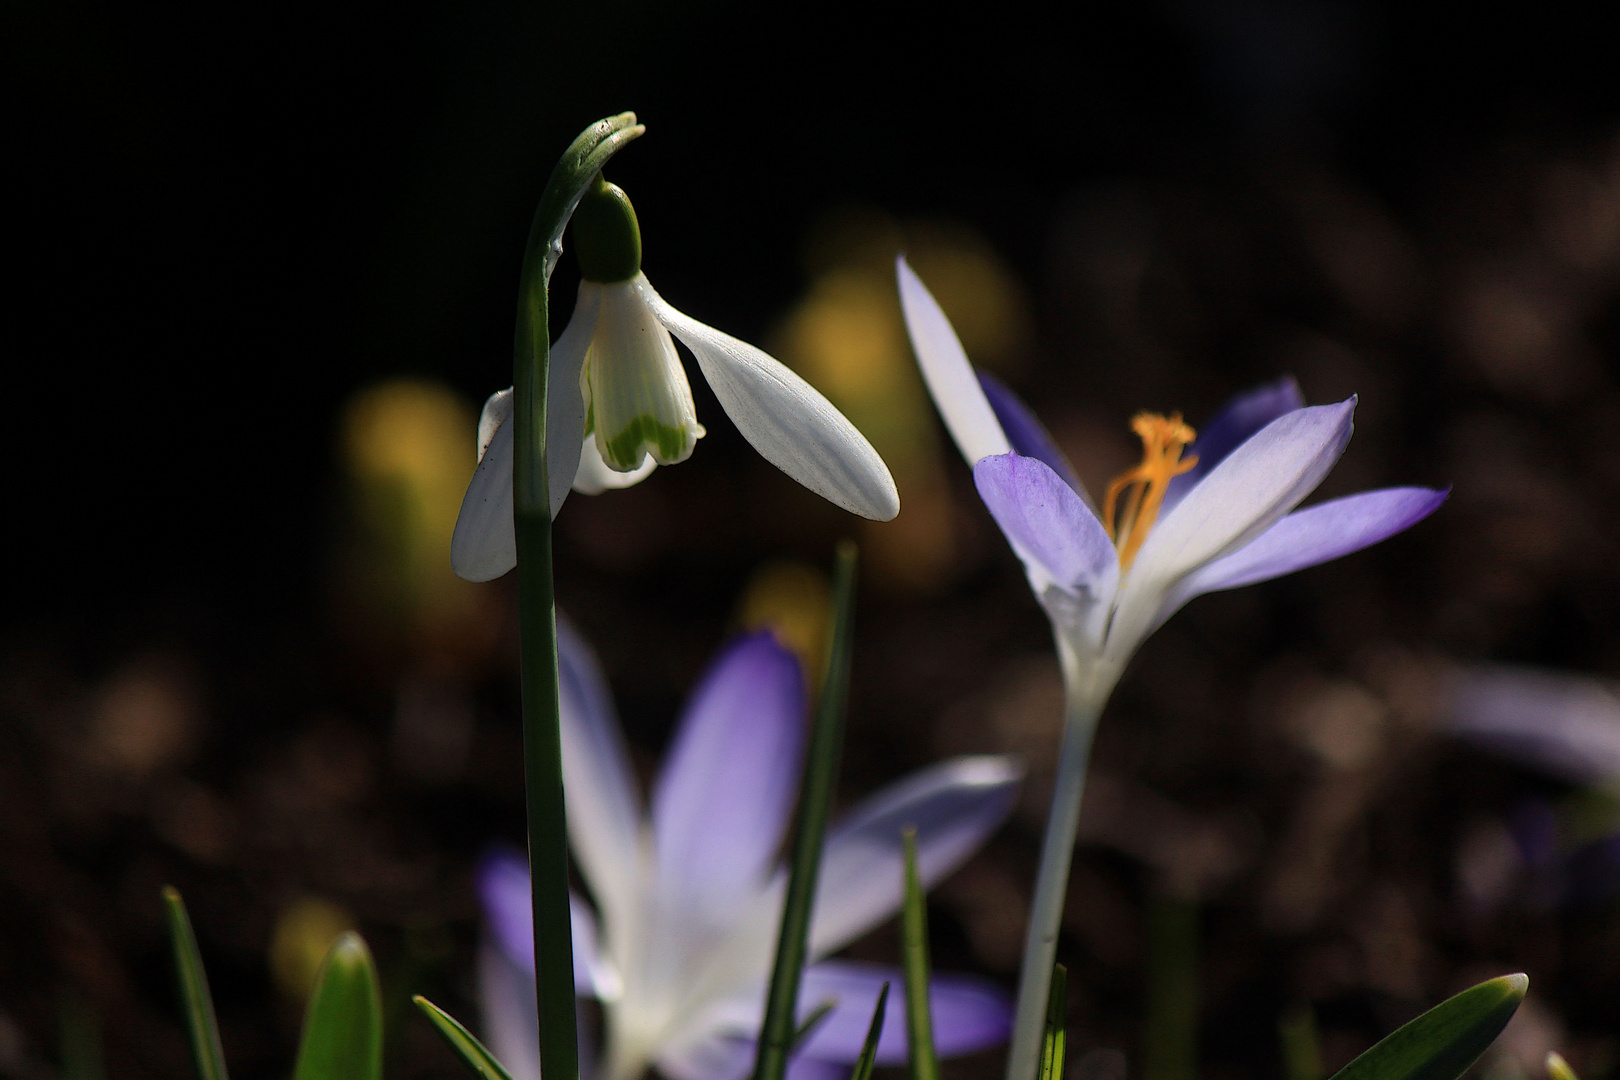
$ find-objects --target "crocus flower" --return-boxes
[897,255,1447,1080]
[478,621,1021,1080]
[451,180,899,582]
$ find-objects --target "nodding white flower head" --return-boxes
[897,256,1448,705]
[475,622,1020,1080]
[450,179,899,582]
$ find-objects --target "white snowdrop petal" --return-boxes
[642,281,900,521]
[477,388,513,464]
[450,411,516,581]
[546,283,603,518]
[572,435,656,495]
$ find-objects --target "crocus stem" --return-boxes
[511,113,644,1080]
[1004,687,1102,1080]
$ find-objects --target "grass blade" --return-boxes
[1143,893,1198,1080]
[902,827,938,1080]
[751,541,860,1080]
[1328,974,1526,1080]
[162,886,229,1080]
[413,996,516,1080]
[292,932,383,1080]
[1038,964,1066,1080]
[57,989,104,1080]
[850,983,890,1080]
[791,1000,838,1054]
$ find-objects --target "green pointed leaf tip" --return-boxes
[293,932,383,1080]
[1329,974,1526,1080]
[849,983,890,1080]
[162,886,230,1080]
[413,996,516,1080]
[901,827,938,1080]
[572,178,642,283]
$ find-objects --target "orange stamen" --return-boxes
[1101,412,1199,571]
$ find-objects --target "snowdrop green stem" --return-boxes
[1004,680,1104,1080]
[514,112,643,1080]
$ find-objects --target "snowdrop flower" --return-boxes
[478,621,1020,1080]
[451,179,899,581]
[897,255,1447,1080]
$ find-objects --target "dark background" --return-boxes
[5,1,1620,1077]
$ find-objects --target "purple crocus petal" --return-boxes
[653,632,807,923]
[1159,486,1448,619]
[973,454,1117,597]
[976,371,1091,507]
[1162,376,1306,515]
[475,851,607,995]
[807,756,1022,956]
[1130,399,1356,590]
[477,939,540,1080]
[1448,666,1620,786]
[897,256,1013,465]
[796,960,1011,1064]
[558,616,643,920]
[786,1057,852,1080]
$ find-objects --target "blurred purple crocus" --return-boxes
[897,256,1447,1080]
[477,622,1021,1080]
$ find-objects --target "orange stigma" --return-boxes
[1102,412,1199,571]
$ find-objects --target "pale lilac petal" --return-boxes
[1162,376,1305,513]
[972,454,1116,597]
[1448,666,1620,785]
[548,284,603,517]
[808,756,1022,955]
[653,633,808,923]
[1160,487,1448,618]
[786,1057,851,1080]
[643,281,899,521]
[897,256,1012,465]
[977,372,1092,507]
[1128,399,1356,591]
[476,851,612,996]
[557,617,643,918]
[451,406,516,582]
[478,939,540,1080]
[797,961,1011,1063]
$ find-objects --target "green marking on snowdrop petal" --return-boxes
[1326,975,1525,1080]
[1038,965,1066,1080]
[291,933,383,1080]
[850,983,890,1080]
[572,178,642,284]
[413,996,516,1080]
[163,887,230,1080]
[902,828,938,1080]
[602,414,693,470]
[752,542,859,1080]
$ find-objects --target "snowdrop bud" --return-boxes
[572,177,642,283]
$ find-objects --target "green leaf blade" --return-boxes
[292,932,384,1080]
[751,542,860,1080]
[413,996,516,1080]
[162,886,230,1080]
[1328,974,1526,1080]
[850,983,890,1080]
[902,827,938,1080]
[1038,964,1067,1080]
